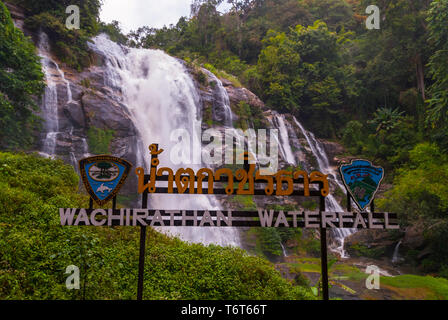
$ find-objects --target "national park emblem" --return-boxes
[79,155,132,205]
[339,159,384,211]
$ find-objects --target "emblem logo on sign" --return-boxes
[79,155,132,205]
[339,159,384,211]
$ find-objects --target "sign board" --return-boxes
[60,144,397,301]
[339,159,384,211]
[59,208,399,229]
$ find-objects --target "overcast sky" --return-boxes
[100,0,231,34]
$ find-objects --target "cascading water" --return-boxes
[274,114,296,166]
[292,116,356,258]
[280,242,288,257]
[89,34,240,247]
[392,240,403,264]
[202,69,233,127]
[37,32,73,157]
[268,113,296,166]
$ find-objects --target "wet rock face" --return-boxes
[321,141,346,166]
[31,42,139,195]
[63,101,86,129]
[220,78,265,110]
[345,229,401,259]
[81,91,136,137]
[402,224,425,249]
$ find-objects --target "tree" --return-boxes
[17,0,102,70]
[426,0,448,129]
[256,20,357,137]
[369,107,405,134]
[98,20,127,45]
[0,1,44,150]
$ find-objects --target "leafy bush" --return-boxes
[87,127,115,155]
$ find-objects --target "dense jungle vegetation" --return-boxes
[1,0,448,297]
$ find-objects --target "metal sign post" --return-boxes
[136,148,154,301]
[319,194,329,301]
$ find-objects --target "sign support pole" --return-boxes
[319,194,329,301]
[137,225,147,300]
[137,148,155,300]
[137,183,148,300]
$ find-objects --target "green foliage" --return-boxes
[301,200,317,211]
[0,152,314,299]
[255,20,357,137]
[203,63,242,87]
[87,127,115,155]
[98,20,127,45]
[341,108,419,169]
[380,274,448,300]
[0,1,44,150]
[348,243,385,259]
[426,0,448,151]
[15,0,102,70]
[252,228,283,258]
[25,13,91,71]
[342,120,363,154]
[302,237,321,257]
[378,142,448,220]
[229,194,256,210]
[232,101,266,130]
[14,0,100,34]
[369,107,405,134]
[377,143,448,276]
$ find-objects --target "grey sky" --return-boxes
[100,0,231,34]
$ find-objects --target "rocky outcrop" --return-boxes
[321,140,346,166]
[220,78,265,110]
[345,229,403,260]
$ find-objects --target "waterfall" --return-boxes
[202,69,233,127]
[275,114,296,165]
[280,242,288,257]
[292,116,356,258]
[269,113,296,165]
[37,32,73,158]
[202,69,257,162]
[89,34,240,247]
[392,240,402,264]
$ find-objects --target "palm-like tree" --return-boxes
[369,107,405,134]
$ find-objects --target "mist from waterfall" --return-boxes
[89,34,240,247]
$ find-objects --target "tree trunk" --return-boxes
[415,54,426,101]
